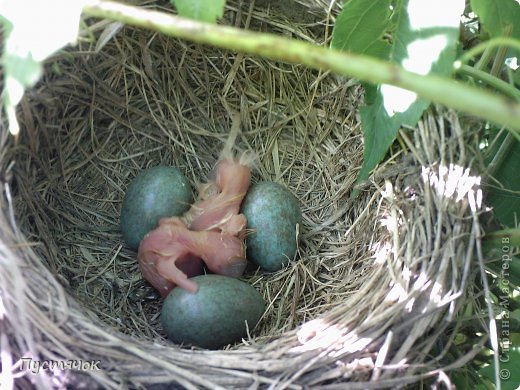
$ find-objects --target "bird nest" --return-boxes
[0,0,485,388]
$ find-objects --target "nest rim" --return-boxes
[0,1,485,389]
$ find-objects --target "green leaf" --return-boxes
[331,0,392,108]
[358,89,430,184]
[478,346,520,390]
[484,137,520,228]
[4,52,42,90]
[353,0,463,190]
[331,0,392,58]
[471,0,520,39]
[171,0,226,23]
[0,14,12,35]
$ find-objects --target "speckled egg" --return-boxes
[120,165,192,250]
[160,275,265,349]
[241,181,301,272]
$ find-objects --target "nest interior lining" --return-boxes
[0,1,482,388]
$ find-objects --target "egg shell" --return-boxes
[160,275,265,349]
[241,181,301,272]
[120,166,192,250]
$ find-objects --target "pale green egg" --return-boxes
[160,275,265,349]
[241,181,301,272]
[120,166,192,250]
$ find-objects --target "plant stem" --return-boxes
[490,25,512,77]
[82,1,520,133]
[485,132,517,178]
[456,64,520,102]
[460,37,520,66]
[483,228,520,247]
[474,46,496,71]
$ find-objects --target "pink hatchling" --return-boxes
[137,155,252,296]
[137,217,246,296]
[182,155,251,236]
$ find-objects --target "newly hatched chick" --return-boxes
[137,217,246,295]
[137,113,254,295]
[139,249,203,297]
[182,153,252,236]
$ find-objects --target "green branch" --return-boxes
[459,37,520,66]
[456,64,520,102]
[82,1,520,132]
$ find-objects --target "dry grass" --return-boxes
[0,1,486,388]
